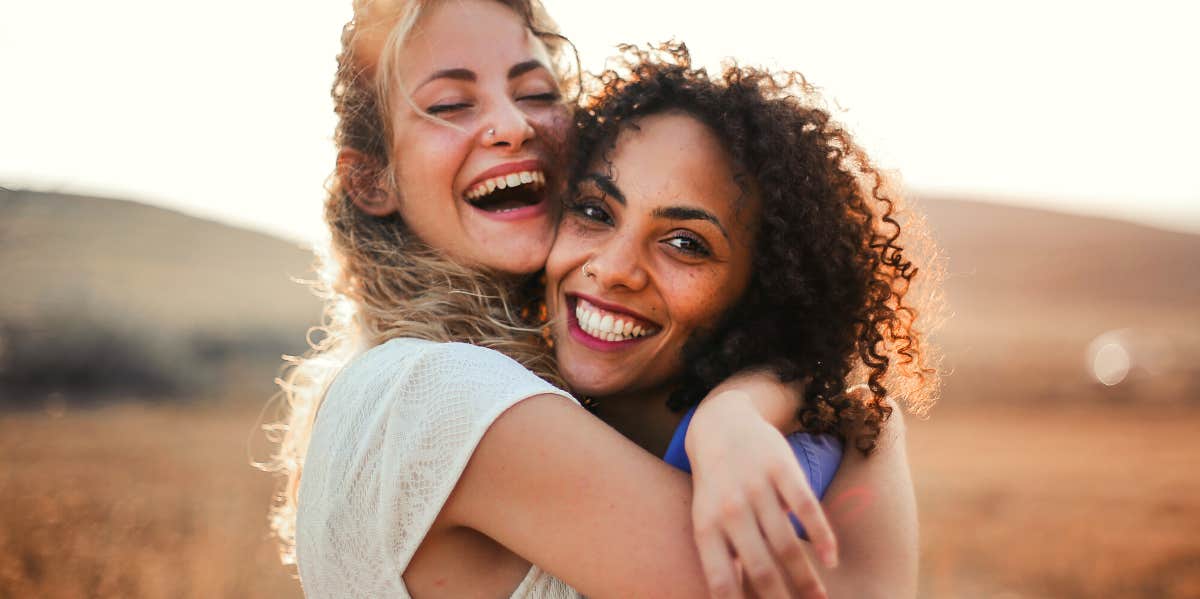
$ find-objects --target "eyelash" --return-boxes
[427,91,561,115]
[664,232,712,257]
[566,197,612,226]
[566,197,713,258]
[520,92,561,103]
[427,102,471,115]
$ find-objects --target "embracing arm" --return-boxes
[804,404,918,598]
[441,393,713,598]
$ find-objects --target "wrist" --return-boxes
[684,393,763,463]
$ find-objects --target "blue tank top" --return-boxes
[662,405,844,539]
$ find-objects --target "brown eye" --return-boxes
[664,232,711,257]
[566,197,613,226]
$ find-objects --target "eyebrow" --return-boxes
[653,206,729,240]
[584,173,729,240]
[417,60,549,90]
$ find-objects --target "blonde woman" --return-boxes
[267,1,913,597]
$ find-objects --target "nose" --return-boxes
[482,98,536,151]
[586,236,649,292]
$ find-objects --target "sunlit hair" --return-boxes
[259,0,571,565]
[571,43,942,454]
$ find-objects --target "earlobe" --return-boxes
[338,148,396,216]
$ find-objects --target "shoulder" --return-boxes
[342,338,571,400]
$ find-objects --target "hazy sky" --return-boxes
[2,0,1198,244]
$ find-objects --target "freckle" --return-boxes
[435,578,447,587]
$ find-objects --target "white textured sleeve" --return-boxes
[296,339,575,597]
[375,342,575,572]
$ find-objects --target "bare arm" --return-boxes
[442,393,714,598]
[804,403,918,598]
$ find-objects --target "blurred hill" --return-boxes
[916,195,1200,404]
[0,189,322,400]
[1,188,1196,404]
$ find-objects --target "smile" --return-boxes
[465,169,547,214]
[571,296,661,343]
[466,169,546,200]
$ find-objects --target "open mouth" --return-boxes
[465,169,547,213]
[567,294,662,344]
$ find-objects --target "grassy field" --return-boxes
[1,393,1197,598]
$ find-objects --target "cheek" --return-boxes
[394,126,471,191]
[663,267,742,336]
[545,231,586,285]
[531,107,573,177]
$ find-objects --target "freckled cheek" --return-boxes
[658,271,732,335]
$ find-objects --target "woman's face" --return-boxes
[545,112,759,399]
[389,0,569,274]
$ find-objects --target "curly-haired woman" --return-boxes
[544,43,939,597]
[268,0,936,597]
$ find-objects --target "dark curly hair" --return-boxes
[570,43,939,454]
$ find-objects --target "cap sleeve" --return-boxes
[296,339,575,596]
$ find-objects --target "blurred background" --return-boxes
[2,1,1197,597]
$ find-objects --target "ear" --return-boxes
[338,148,397,216]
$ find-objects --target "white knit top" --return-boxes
[295,338,581,598]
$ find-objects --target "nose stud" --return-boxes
[582,260,596,279]
[486,128,496,138]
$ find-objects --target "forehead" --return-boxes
[601,112,750,224]
[397,0,548,84]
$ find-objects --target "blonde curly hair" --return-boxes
[259,0,573,565]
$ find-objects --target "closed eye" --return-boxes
[518,92,561,103]
[427,102,472,115]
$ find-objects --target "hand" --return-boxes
[686,382,838,599]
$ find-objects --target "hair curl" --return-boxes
[258,0,572,566]
[571,43,940,454]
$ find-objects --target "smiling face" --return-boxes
[385,0,570,274]
[545,112,760,400]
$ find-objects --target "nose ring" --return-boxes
[582,260,596,279]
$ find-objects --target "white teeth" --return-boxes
[466,170,545,201]
[573,299,656,342]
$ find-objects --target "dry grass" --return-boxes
[0,396,301,599]
[910,401,1200,599]
[1,392,1197,598]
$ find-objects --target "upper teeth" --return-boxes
[466,170,546,200]
[574,298,656,342]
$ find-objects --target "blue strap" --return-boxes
[662,405,844,539]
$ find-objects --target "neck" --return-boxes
[592,386,685,457]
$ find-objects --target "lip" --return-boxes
[565,295,655,353]
[466,159,544,190]
[570,292,659,326]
